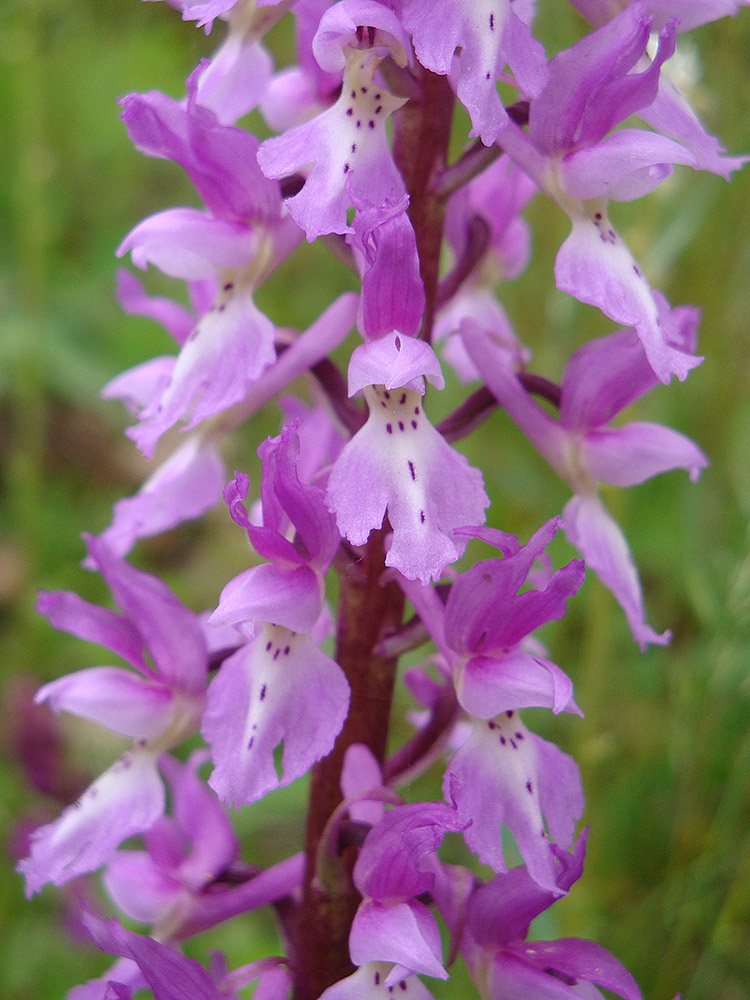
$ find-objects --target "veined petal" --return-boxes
[562,493,670,649]
[349,900,447,981]
[85,537,208,694]
[555,213,702,383]
[444,712,583,891]
[35,667,176,740]
[212,563,324,633]
[456,652,578,719]
[203,626,350,806]
[36,590,145,672]
[117,208,258,281]
[18,748,165,896]
[583,422,708,486]
[559,129,695,201]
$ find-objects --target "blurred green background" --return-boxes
[1,2,749,998]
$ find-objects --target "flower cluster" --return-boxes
[17,2,748,999]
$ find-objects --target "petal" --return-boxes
[160,752,239,891]
[562,494,670,649]
[258,49,406,240]
[85,537,208,694]
[555,213,702,384]
[353,802,465,900]
[582,422,708,486]
[36,591,145,672]
[35,667,175,740]
[349,900,447,981]
[318,963,436,1000]
[212,563,324,633]
[202,626,350,806]
[119,84,279,221]
[18,748,165,896]
[444,713,583,892]
[117,208,258,281]
[512,938,642,1000]
[328,386,488,583]
[129,288,277,458]
[116,269,195,346]
[348,333,444,397]
[103,851,180,925]
[348,194,425,340]
[467,831,588,948]
[560,129,695,202]
[456,652,578,718]
[97,437,225,559]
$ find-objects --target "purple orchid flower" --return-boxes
[203,424,350,806]
[102,751,238,929]
[498,5,704,383]
[462,831,643,1000]
[116,66,302,456]
[396,0,548,144]
[348,802,467,982]
[327,332,490,583]
[18,537,208,895]
[404,518,584,718]
[257,0,412,239]
[463,305,708,648]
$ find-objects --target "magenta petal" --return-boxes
[117,208,258,280]
[117,269,195,346]
[36,590,145,671]
[349,195,425,339]
[202,627,350,806]
[559,129,695,202]
[582,422,708,487]
[102,357,176,416]
[18,749,165,896]
[349,900,447,980]
[328,385,488,583]
[347,333,444,396]
[562,493,670,649]
[160,752,239,891]
[35,667,175,740]
[467,831,588,949]
[212,563,324,633]
[103,851,179,925]
[445,713,583,891]
[129,288,277,457]
[119,85,279,222]
[457,652,578,719]
[353,802,464,900]
[559,327,660,429]
[98,437,225,559]
[86,537,208,693]
[555,216,702,384]
[487,951,583,1000]
[318,963,437,1000]
[510,938,643,1000]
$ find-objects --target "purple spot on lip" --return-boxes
[408,460,416,480]
[260,684,267,701]
[386,423,393,434]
